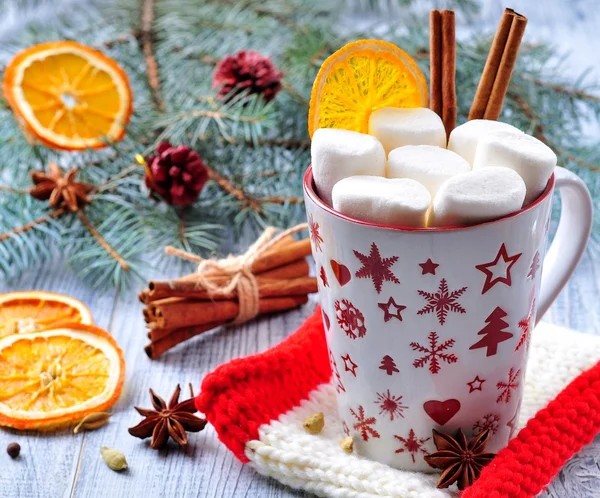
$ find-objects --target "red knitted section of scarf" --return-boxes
[196,306,329,462]
[197,306,600,497]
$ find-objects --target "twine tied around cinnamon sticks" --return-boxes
[164,223,309,325]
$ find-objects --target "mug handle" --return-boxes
[537,167,594,321]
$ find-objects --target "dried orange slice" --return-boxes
[0,324,125,430]
[3,41,132,150]
[308,40,428,137]
[0,291,93,339]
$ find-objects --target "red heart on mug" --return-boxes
[322,311,330,331]
[330,260,351,286]
[423,399,461,426]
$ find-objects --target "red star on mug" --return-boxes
[467,375,486,393]
[419,258,439,275]
[341,354,358,376]
[475,243,522,295]
[378,297,406,322]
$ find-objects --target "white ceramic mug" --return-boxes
[303,166,592,471]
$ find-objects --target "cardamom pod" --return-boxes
[340,436,354,454]
[101,447,128,471]
[303,412,325,435]
[74,412,112,434]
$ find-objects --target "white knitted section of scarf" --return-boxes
[244,323,600,498]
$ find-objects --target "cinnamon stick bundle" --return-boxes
[469,8,528,120]
[140,226,316,359]
[430,9,456,138]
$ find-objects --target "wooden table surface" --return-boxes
[2,1,600,497]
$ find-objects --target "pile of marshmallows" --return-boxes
[311,107,557,227]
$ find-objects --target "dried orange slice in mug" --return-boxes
[3,41,132,150]
[0,324,125,430]
[308,39,427,137]
[0,291,93,338]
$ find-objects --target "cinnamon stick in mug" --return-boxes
[484,11,527,120]
[469,8,527,120]
[441,10,456,135]
[429,10,443,117]
[429,9,457,137]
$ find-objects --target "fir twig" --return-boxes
[205,165,260,211]
[281,80,309,105]
[140,0,165,112]
[0,185,29,195]
[77,210,130,271]
[260,196,303,204]
[252,5,307,34]
[100,32,138,49]
[0,208,66,242]
[95,163,141,193]
[526,77,600,103]
[507,92,548,143]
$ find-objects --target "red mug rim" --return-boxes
[303,166,555,232]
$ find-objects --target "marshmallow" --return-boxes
[473,130,557,205]
[332,176,431,227]
[448,119,523,165]
[368,107,446,154]
[430,167,526,227]
[311,128,386,206]
[387,145,470,197]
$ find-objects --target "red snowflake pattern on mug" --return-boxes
[394,429,430,464]
[350,405,380,441]
[329,349,345,393]
[410,331,458,374]
[473,413,500,435]
[308,214,324,252]
[496,368,520,404]
[353,242,400,294]
[335,299,366,339]
[417,278,467,325]
[375,390,408,421]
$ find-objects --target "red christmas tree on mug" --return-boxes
[469,307,514,357]
[379,355,400,375]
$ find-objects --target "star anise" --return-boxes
[29,162,94,212]
[128,384,207,450]
[424,428,496,490]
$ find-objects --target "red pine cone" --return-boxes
[212,50,283,102]
[144,142,209,206]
